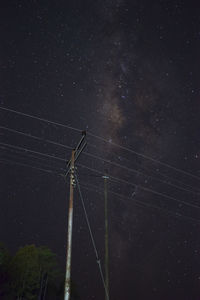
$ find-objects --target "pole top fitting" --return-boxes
[102,175,109,179]
[82,130,86,136]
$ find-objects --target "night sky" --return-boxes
[1,1,200,299]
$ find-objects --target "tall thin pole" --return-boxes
[64,150,75,300]
[43,275,48,300]
[103,174,109,300]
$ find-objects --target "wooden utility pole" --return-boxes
[103,173,109,300]
[64,132,86,300]
[64,150,75,300]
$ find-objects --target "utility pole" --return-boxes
[64,132,86,300]
[64,149,75,300]
[102,172,109,300]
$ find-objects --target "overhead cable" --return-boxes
[1,105,200,181]
[0,125,73,150]
[0,146,65,173]
[83,151,200,195]
[0,105,82,133]
[77,164,200,210]
[0,142,67,162]
[1,125,199,195]
[79,182,200,224]
[1,156,199,224]
[0,158,63,176]
[1,140,200,210]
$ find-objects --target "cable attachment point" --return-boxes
[70,167,76,187]
[82,130,86,136]
[72,179,76,188]
[70,165,75,171]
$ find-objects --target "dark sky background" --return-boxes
[1,0,200,299]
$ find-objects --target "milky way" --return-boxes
[1,1,200,300]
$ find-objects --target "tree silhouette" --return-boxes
[0,243,11,297]
[9,244,61,299]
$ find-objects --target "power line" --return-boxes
[1,155,199,224]
[0,146,65,173]
[1,140,200,210]
[75,173,110,300]
[101,148,200,194]
[87,133,200,182]
[79,181,200,224]
[0,142,67,163]
[123,156,200,194]
[2,125,199,195]
[1,140,199,210]
[0,105,82,133]
[77,164,200,210]
[0,158,63,176]
[0,125,73,150]
[1,105,199,182]
[83,151,200,196]
[108,176,200,210]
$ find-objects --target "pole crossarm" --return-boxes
[64,131,87,177]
